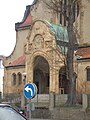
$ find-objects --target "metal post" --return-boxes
[29,100,31,119]
[37,94,38,107]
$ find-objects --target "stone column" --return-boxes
[49,67,53,92]
[49,66,59,110]
[49,67,55,110]
[55,69,59,94]
[49,65,59,94]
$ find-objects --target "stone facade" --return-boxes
[3,0,90,106]
[76,56,90,94]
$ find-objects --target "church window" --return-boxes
[59,0,79,26]
[64,0,66,26]
[17,72,22,85]
[60,0,62,25]
[87,68,90,81]
[12,73,16,86]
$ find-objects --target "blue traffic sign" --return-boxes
[23,83,37,99]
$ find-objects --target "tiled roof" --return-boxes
[15,5,32,30]
[8,55,26,67]
[76,46,90,59]
[19,15,32,28]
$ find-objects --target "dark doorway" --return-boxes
[59,66,68,94]
[33,55,49,94]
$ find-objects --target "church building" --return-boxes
[3,0,90,107]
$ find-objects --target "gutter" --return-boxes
[5,64,25,68]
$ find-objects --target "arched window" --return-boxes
[12,73,16,86]
[17,72,22,85]
[86,67,90,81]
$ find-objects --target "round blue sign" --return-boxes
[23,83,37,99]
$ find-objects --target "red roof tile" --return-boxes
[76,47,90,59]
[19,15,32,28]
[8,55,26,67]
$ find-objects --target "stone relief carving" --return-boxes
[24,34,54,54]
[24,42,33,54]
[33,35,44,49]
[45,41,52,48]
[28,43,33,51]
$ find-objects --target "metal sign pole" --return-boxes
[23,83,37,119]
[37,93,38,107]
[29,99,31,119]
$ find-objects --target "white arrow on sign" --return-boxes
[25,86,33,96]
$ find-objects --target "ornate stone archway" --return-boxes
[25,20,65,94]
